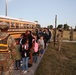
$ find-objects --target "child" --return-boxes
[15,38,21,70]
[38,35,45,56]
[32,34,39,63]
[21,38,29,74]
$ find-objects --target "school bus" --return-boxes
[0,15,40,31]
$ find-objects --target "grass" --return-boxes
[63,31,76,40]
[34,42,76,75]
[51,30,76,41]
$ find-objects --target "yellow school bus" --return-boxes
[0,15,40,31]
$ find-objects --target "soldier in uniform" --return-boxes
[0,22,17,75]
[69,27,73,41]
[57,28,63,51]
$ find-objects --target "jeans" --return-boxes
[21,57,29,71]
[15,60,20,69]
[33,55,38,63]
[40,49,44,54]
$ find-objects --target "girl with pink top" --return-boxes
[32,34,39,63]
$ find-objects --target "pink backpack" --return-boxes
[34,42,38,52]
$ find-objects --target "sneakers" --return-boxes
[23,71,27,74]
[15,68,19,70]
[21,70,28,74]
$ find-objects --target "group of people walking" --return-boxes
[14,28,52,74]
[0,22,51,75]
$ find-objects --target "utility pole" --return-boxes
[5,0,8,16]
[54,15,57,47]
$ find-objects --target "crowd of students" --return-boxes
[14,28,52,74]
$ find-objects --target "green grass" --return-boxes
[34,42,76,75]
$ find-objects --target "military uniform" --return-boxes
[0,22,16,75]
[69,27,73,41]
[57,28,63,51]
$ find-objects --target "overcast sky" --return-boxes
[0,0,76,28]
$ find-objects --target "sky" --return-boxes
[0,0,76,28]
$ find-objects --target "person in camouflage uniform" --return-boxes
[57,28,63,51]
[0,22,17,75]
[69,27,73,41]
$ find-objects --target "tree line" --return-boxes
[47,24,76,31]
